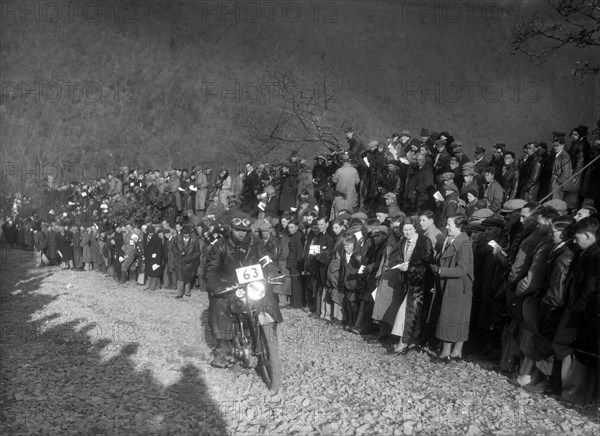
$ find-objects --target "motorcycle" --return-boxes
[215,257,285,390]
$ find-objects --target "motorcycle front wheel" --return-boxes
[257,323,282,390]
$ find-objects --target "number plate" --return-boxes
[236,264,264,284]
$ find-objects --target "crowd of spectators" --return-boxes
[1,123,599,405]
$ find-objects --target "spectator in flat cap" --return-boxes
[434,140,451,174]
[464,187,480,219]
[439,180,461,227]
[470,207,495,222]
[405,153,435,213]
[449,157,462,189]
[452,142,470,169]
[543,199,568,215]
[384,192,401,217]
[501,198,527,214]
[351,211,368,223]
[461,165,481,201]
[483,167,504,213]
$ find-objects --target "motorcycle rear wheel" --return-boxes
[257,323,282,390]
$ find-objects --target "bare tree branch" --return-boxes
[511,0,600,76]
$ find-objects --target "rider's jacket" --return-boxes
[205,232,283,323]
[205,233,262,295]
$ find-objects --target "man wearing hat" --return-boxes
[542,199,568,215]
[419,128,430,146]
[500,151,519,203]
[433,139,451,175]
[405,153,435,213]
[345,127,366,165]
[205,212,282,368]
[172,223,201,298]
[362,141,389,211]
[399,130,411,150]
[500,198,527,214]
[143,226,164,291]
[517,142,542,202]
[483,167,504,213]
[451,141,470,169]
[383,192,401,217]
[461,164,481,200]
[473,146,489,175]
[241,162,261,213]
[550,131,573,200]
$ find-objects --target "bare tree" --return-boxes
[235,61,351,162]
[511,0,600,76]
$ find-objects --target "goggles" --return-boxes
[231,218,252,227]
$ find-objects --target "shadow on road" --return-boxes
[0,248,228,435]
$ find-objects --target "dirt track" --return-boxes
[1,248,598,435]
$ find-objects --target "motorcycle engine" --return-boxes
[231,298,246,314]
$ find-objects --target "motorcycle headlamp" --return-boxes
[235,289,245,298]
[246,281,266,301]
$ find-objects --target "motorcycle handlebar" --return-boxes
[214,276,289,296]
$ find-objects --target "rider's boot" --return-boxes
[210,340,233,368]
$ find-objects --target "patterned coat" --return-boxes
[394,235,434,344]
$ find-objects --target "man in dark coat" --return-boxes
[361,141,388,212]
[241,162,261,213]
[473,146,489,175]
[405,154,434,213]
[433,139,451,176]
[553,217,600,404]
[58,224,73,269]
[172,224,201,298]
[517,142,542,202]
[537,143,554,201]
[490,143,506,181]
[345,127,366,165]
[501,151,519,203]
[286,219,305,309]
[46,222,61,266]
[143,226,164,290]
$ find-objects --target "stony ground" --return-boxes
[0,248,598,435]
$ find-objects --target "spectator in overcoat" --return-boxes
[172,224,201,298]
[143,226,164,290]
[553,217,600,404]
[389,217,434,354]
[430,214,474,363]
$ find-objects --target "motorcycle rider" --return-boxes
[205,211,283,368]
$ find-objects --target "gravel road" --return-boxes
[1,249,598,435]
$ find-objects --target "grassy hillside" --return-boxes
[0,0,597,193]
